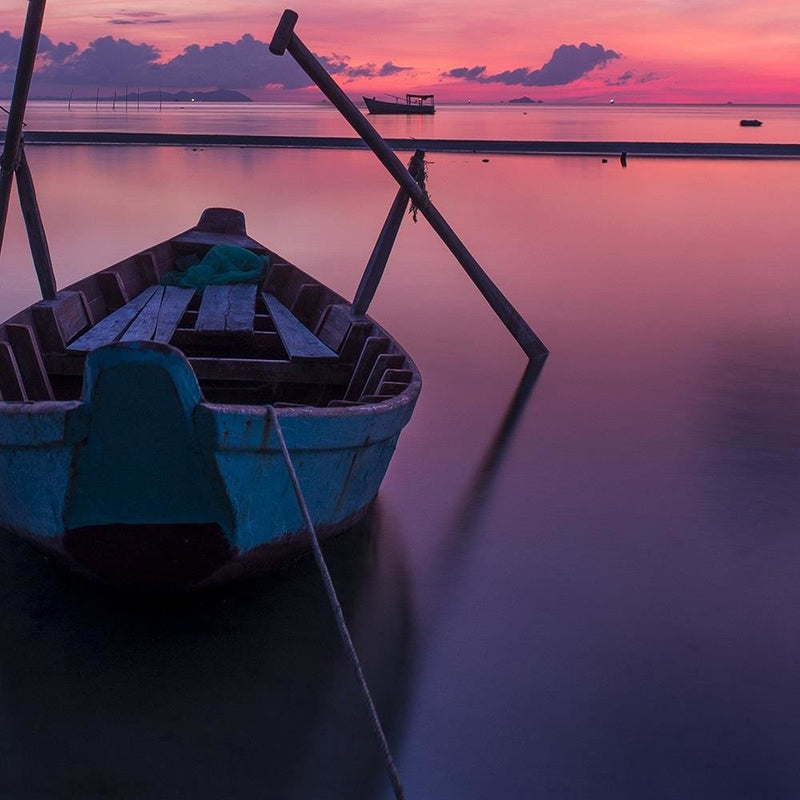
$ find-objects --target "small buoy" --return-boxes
[601,158,608,163]
[482,158,489,163]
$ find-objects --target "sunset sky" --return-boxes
[1,0,799,103]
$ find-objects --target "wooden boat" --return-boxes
[363,94,435,115]
[740,119,763,127]
[1,5,546,594]
[0,208,421,590]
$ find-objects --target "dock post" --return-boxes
[270,10,548,361]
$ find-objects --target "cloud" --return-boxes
[443,66,487,81]
[5,31,412,92]
[338,60,412,80]
[379,62,412,77]
[606,69,659,86]
[445,42,621,87]
[108,10,172,25]
[158,34,314,89]
[36,36,162,85]
[0,31,78,81]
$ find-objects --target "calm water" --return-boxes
[14,99,800,143]
[1,123,800,799]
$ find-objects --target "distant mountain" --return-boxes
[124,89,253,103]
[508,96,543,104]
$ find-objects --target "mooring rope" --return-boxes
[268,406,407,800]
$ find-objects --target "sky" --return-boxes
[1,0,799,103]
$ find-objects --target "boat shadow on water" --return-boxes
[0,503,416,800]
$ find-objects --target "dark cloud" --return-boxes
[606,69,658,86]
[158,34,314,89]
[37,36,161,85]
[5,31,411,91]
[109,19,173,25]
[446,42,621,87]
[442,65,487,81]
[118,10,167,18]
[0,31,78,81]
[339,60,412,79]
[378,62,412,77]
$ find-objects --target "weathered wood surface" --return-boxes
[344,336,390,401]
[315,304,352,353]
[189,356,348,384]
[0,341,26,400]
[263,292,337,361]
[67,286,158,351]
[5,322,54,400]
[171,230,265,250]
[196,284,257,332]
[32,290,92,351]
[362,353,406,397]
[45,352,350,385]
[153,286,195,342]
[120,286,165,342]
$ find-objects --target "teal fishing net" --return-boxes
[161,244,269,289]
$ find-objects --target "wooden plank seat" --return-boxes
[262,292,337,362]
[45,283,350,388]
[196,284,257,333]
[67,286,196,352]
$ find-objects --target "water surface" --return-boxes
[15,100,800,143]
[1,144,799,799]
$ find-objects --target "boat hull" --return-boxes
[0,340,418,591]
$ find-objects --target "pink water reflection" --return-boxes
[2,145,800,799]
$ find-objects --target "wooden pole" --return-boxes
[352,149,425,317]
[0,0,47,257]
[269,10,548,360]
[16,144,56,299]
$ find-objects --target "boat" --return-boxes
[1,5,546,593]
[363,94,435,115]
[740,119,763,127]
[0,208,421,590]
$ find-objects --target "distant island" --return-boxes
[508,96,544,104]
[124,89,252,103]
[23,88,255,103]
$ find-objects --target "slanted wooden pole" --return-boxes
[270,10,548,361]
[16,144,56,299]
[0,0,48,256]
[352,149,425,317]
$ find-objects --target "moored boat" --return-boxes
[0,208,421,590]
[1,4,546,594]
[740,119,763,127]
[364,94,435,115]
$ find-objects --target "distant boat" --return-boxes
[363,94,435,115]
[740,119,763,127]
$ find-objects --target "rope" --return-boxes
[268,406,407,800]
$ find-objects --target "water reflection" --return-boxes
[449,358,545,545]
[0,505,415,800]
[698,335,800,532]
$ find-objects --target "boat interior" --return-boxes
[0,209,419,408]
